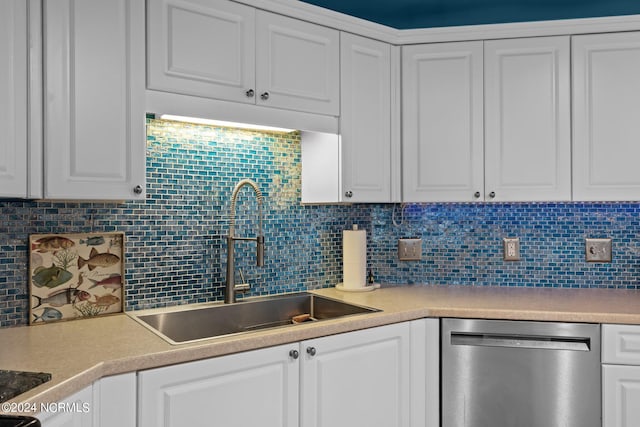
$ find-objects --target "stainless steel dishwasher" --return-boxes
[442,318,601,427]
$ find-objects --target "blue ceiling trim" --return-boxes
[300,0,640,29]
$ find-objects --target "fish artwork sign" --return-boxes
[29,232,125,324]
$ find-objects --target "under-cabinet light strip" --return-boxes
[159,114,295,133]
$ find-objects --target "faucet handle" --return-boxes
[234,268,251,293]
[234,283,251,292]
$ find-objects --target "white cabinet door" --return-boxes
[44,0,146,200]
[38,385,93,427]
[484,36,571,202]
[138,344,299,427]
[340,32,392,202]
[410,319,439,427]
[402,42,484,202]
[256,11,339,116]
[92,373,136,427]
[603,364,640,427]
[0,0,28,198]
[146,0,256,104]
[573,32,640,201]
[300,322,411,427]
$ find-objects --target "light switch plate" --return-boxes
[585,238,612,262]
[398,238,422,261]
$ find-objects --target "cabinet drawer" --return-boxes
[602,324,640,365]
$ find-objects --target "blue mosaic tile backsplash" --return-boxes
[0,118,639,327]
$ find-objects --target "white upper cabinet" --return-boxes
[147,0,339,116]
[256,11,339,116]
[146,0,256,104]
[484,36,571,202]
[402,41,484,202]
[301,33,397,204]
[340,32,392,202]
[0,0,28,198]
[43,0,146,200]
[402,37,570,203]
[572,31,640,201]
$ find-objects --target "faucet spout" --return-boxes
[225,179,265,304]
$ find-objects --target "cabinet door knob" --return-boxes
[489,191,496,199]
[289,349,299,359]
[306,347,317,356]
[474,191,481,199]
[345,191,353,198]
[245,89,255,98]
[260,92,270,100]
[133,185,143,195]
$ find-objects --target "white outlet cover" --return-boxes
[503,237,520,261]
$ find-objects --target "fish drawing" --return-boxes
[77,248,120,271]
[109,235,123,249]
[30,252,44,269]
[79,236,105,246]
[31,264,73,288]
[32,287,91,308]
[88,294,120,308]
[32,307,63,323]
[31,236,75,253]
[87,274,122,292]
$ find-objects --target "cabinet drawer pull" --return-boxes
[306,347,317,356]
[133,185,143,195]
[474,191,481,199]
[260,92,270,100]
[489,191,496,199]
[289,349,299,359]
[245,89,255,98]
[345,191,353,198]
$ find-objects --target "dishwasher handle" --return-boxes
[450,332,591,351]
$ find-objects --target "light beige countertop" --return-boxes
[2,284,640,410]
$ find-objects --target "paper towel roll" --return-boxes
[343,226,366,290]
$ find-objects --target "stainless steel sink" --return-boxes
[129,293,379,345]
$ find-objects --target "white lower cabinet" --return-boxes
[37,385,92,427]
[138,320,437,427]
[92,373,136,427]
[602,324,640,427]
[300,322,410,427]
[138,343,299,427]
[603,365,640,427]
[37,373,136,427]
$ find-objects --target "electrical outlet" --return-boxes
[503,238,520,261]
[585,238,612,262]
[398,238,422,261]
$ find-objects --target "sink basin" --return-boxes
[129,293,379,345]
